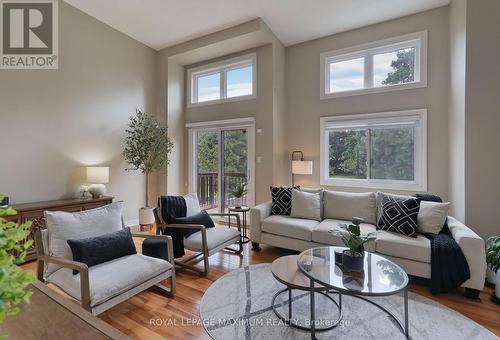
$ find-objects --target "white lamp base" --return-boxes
[139,207,155,231]
[88,184,106,198]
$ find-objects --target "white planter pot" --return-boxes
[486,268,497,286]
[234,197,242,208]
[496,271,500,299]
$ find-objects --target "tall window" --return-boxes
[320,31,427,98]
[188,53,256,106]
[320,109,427,191]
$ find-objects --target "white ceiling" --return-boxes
[64,0,450,50]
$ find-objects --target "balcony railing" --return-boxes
[197,172,247,210]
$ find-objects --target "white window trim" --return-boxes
[319,109,427,191]
[187,53,257,108]
[320,31,427,99]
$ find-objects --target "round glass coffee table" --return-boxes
[297,247,409,339]
[270,255,342,331]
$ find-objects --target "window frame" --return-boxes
[319,109,427,191]
[187,53,257,107]
[320,31,427,99]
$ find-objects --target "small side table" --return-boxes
[228,206,250,244]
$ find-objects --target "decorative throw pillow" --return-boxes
[417,201,450,234]
[67,228,136,275]
[184,192,201,217]
[45,201,124,275]
[171,210,216,238]
[414,193,450,233]
[377,194,420,238]
[290,189,322,221]
[270,186,300,215]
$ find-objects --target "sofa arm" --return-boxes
[250,201,272,243]
[448,216,486,291]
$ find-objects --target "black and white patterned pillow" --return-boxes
[270,186,300,215]
[377,194,420,238]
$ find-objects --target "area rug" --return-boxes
[200,263,497,340]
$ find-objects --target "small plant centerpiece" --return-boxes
[486,236,500,304]
[329,217,376,272]
[123,110,174,230]
[231,182,247,208]
[0,192,35,329]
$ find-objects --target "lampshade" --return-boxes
[86,166,109,184]
[292,160,313,175]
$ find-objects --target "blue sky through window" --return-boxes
[197,73,220,102]
[227,65,253,98]
[330,57,364,92]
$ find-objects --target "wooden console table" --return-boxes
[0,281,129,340]
[4,196,114,262]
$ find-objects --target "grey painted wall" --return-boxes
[285,7,450,199]
[0,2,156,222]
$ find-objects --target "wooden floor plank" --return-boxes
[21,241,499,339]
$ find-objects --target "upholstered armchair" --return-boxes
[34,203,175,315]
[155,202,242,276]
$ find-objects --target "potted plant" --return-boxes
[231,182,247,208]
[0,192,35,330]
[330,217,376,272]
[486,236,500,304]
[123,110,174,230]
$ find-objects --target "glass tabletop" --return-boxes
[297,247,409,296]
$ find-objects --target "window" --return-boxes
[320,31,427,99]
[188,53,256,106]
[320,109,427,191]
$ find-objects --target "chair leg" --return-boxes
[203,249,209,276]
[154,272,176,296]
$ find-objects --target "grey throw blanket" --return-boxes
[414,194,471,294]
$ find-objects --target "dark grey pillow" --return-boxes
[377,194,420,238]
[171,210,215,238]
[67,228,137,274]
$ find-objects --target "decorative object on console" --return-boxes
[270,186,300,215]
[78,185,89,199]
[291,150,312,186]
[330,217,376,271]
[86,166,109,198]
[231,182,247,208]
[0,192,35,326]
[0,195,8,208]
[485,235,500,304]
[123,109,174,229]
[377,193,420,238]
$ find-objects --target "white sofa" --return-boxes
[250,190,486,294]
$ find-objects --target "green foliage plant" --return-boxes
[0,192,35,326]
[123,110,174,206]
[486,236,500,273]
[231,182,248,198]
[330,217,376,256]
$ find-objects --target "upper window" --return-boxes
[188,53,256,107]
[320,109,427,191]
[320,31,427,99]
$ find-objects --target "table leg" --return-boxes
[404,287,409,339]
[288,288,292,320]
[310,278,315,339]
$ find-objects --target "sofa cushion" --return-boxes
[270,186,299,215]
[311,219,376,252]
[46,254,171,307]
[262,215,319,241]
[184,227,240,251]
[375,230,431,263]
[324,191,377,224]
[44,202,124,275]
[290,189,322,221]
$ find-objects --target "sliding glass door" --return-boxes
[190,121,254,213]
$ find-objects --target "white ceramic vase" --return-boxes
[234,197,242,208]
[486,268,497,286]
[88,184,106,198]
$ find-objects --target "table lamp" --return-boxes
[291,151,313,186]
[86,166,109,198]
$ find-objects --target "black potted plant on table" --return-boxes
[330,217,376,272]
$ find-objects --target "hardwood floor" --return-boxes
[22,240,499,339]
